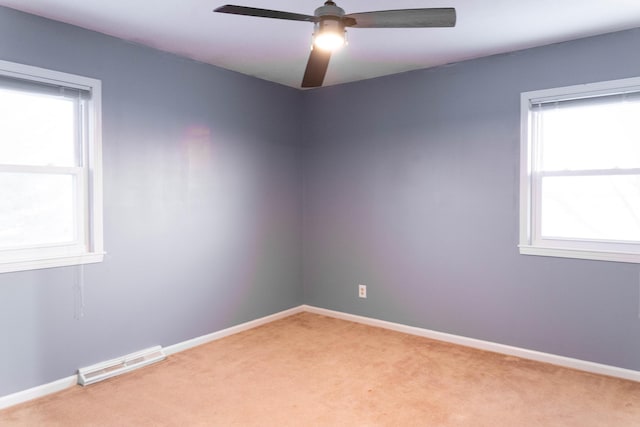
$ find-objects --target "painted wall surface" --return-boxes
[302,29,640,371]
[0,7,303,397]
[1,5,640,400]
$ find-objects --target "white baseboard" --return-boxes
[0,375,77,411]
[3,303,638,412]
[0,305,305,411]
[163,305,305,355]
[302,304,640,383]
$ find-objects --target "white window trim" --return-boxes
[519,76,640,264]
[0,60,105,273]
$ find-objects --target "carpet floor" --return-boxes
[1,312,639,426]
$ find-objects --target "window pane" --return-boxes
[541,175,640,242]
[538,100,640,171]
[0,172,77,248]
[0,88,77,167]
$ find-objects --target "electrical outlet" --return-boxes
[358,284,367,299]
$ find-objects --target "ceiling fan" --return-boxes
[214,1,456,88]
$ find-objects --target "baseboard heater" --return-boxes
[78,345,166,386]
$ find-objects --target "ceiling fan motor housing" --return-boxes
[314,0,346,39]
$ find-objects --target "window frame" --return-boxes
[0,60,104,273]
[520,76,640,264]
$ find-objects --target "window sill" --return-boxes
[0,252,105,274]
[518,245,640,264]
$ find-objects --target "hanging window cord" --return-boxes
[74,264,85,320]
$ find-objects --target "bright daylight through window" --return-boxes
[0,60,103,273]
[520,77,640,263]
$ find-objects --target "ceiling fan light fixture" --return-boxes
[313,18,345,51]
[313,31,345,51]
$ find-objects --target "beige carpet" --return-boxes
[1,312,639,426]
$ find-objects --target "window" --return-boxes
[0,60,103,273]
[520,77,640,263]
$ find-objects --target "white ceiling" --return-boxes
[2,1,640,89]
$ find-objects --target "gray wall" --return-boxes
[2,5,640,400]
[302,29,640,371]
[0,7,303,397]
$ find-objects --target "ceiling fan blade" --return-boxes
[344,8,456,28]
[214,5,316,22]
[301,48,332,88]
